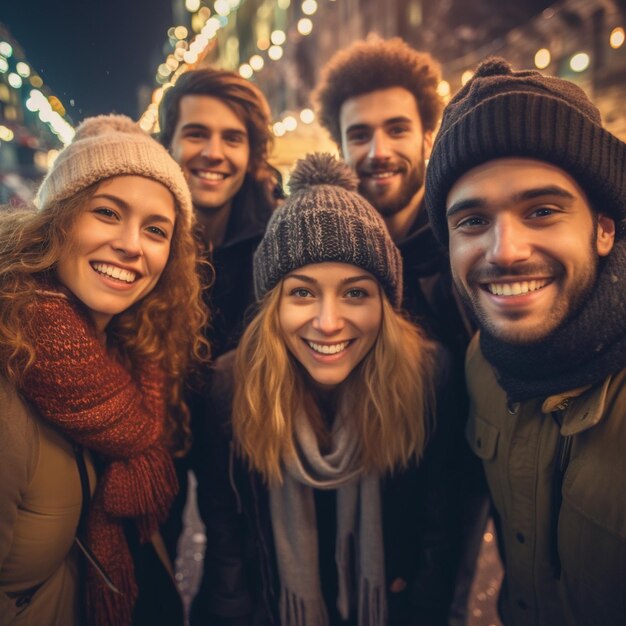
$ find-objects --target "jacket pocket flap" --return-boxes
[466,416,499,460]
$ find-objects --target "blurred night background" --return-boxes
[1,1,626,623]
[1,0,625,205]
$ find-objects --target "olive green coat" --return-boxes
[466,334,626,626]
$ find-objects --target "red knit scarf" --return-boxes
[19,289,178,626]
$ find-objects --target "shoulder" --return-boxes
[0,377,39,493]
[465,333,500,395]
[206,351,237,424]
[212,351,236,393]
[0,377,38,457]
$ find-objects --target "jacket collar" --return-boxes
[221,175,274,250]
[541,375,612,436]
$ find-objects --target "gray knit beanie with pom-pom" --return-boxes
[253,152,403,307]
[36,114,193,226]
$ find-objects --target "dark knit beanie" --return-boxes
[426,57,626,244]
[253,153,403,307]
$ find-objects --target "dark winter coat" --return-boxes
[162,177,274,560]
[190,343,471,626]
[397,205,489,617]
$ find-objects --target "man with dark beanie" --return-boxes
[426,57,626,626]
[315,37,487,625]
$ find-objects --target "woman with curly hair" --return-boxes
[0,115,208,626]
[192,154,451,626]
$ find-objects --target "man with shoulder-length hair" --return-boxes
[315,37,487,625]
[157,68,278,584]
[426,57,626,626]
[159,68,278,357]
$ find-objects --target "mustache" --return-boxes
[358,161,405,175]
[467,261,563,283]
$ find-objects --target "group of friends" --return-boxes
[0,35,624,626]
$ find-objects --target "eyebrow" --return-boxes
[285,273,377,286]
[345,116,413,135]
[180,122,247,136]
[91,193,175,226]
[446,184,577,219]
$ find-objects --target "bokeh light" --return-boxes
[534,48,551,69]
[570,52,590,72]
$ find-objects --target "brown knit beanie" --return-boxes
[253,153,403,307]
[426,57,626,244]
[36,114,193,226]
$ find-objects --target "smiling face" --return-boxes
[446,158,615,344]
[56,175,176,332]
[169,94,250,218]
[340,86,432,239]
[278,262,383,389]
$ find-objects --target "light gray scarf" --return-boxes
[269,404,387,626]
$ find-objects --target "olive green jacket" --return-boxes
[466,334,626,626]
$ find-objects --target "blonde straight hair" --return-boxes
[232,281,436,483]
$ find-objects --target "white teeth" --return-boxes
[488,280,548,296]
[196,171,226,180]
[371,171,395,179]
[92,262,137,283]
[307,340,350,355]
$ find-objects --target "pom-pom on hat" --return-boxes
[425,57,626,244]
[253,153,403,307]
[36,114,193,227]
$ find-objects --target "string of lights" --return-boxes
[0,36,74,149]
[139,0,246,132]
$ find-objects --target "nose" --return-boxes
[485,216,532,267]
[113,225,142,258]
[311,298,345,335]
[367,129,392,161]
[200,135,224,161]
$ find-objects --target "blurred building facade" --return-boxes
[0,23,74,205]
[139,0,625,175]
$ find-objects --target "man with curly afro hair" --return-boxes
[315,37,489,626]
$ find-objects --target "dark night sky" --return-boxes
[2,0,556,125]
[2,0,173,122]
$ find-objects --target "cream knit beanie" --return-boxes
[36,114,193,227]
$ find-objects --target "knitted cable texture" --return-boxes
[19,289,178,626]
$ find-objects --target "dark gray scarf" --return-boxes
[269,403,386,626]
[480,237,626,402]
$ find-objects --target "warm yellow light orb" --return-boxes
[534,48,551,69]
[297,18,313,35]
[300,108,315,124]
[436,80,450,97]
[610,27,625,49]
[570,52,590,72]
[268,46,284,61]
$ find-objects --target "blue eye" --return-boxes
[345,288,368,298]
[290,288,312,298]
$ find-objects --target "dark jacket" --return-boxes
[162,177,274,561]
[397,201,473,361]
[191,344,470,626]
[201,177,276,360]
[397,205,489,623]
